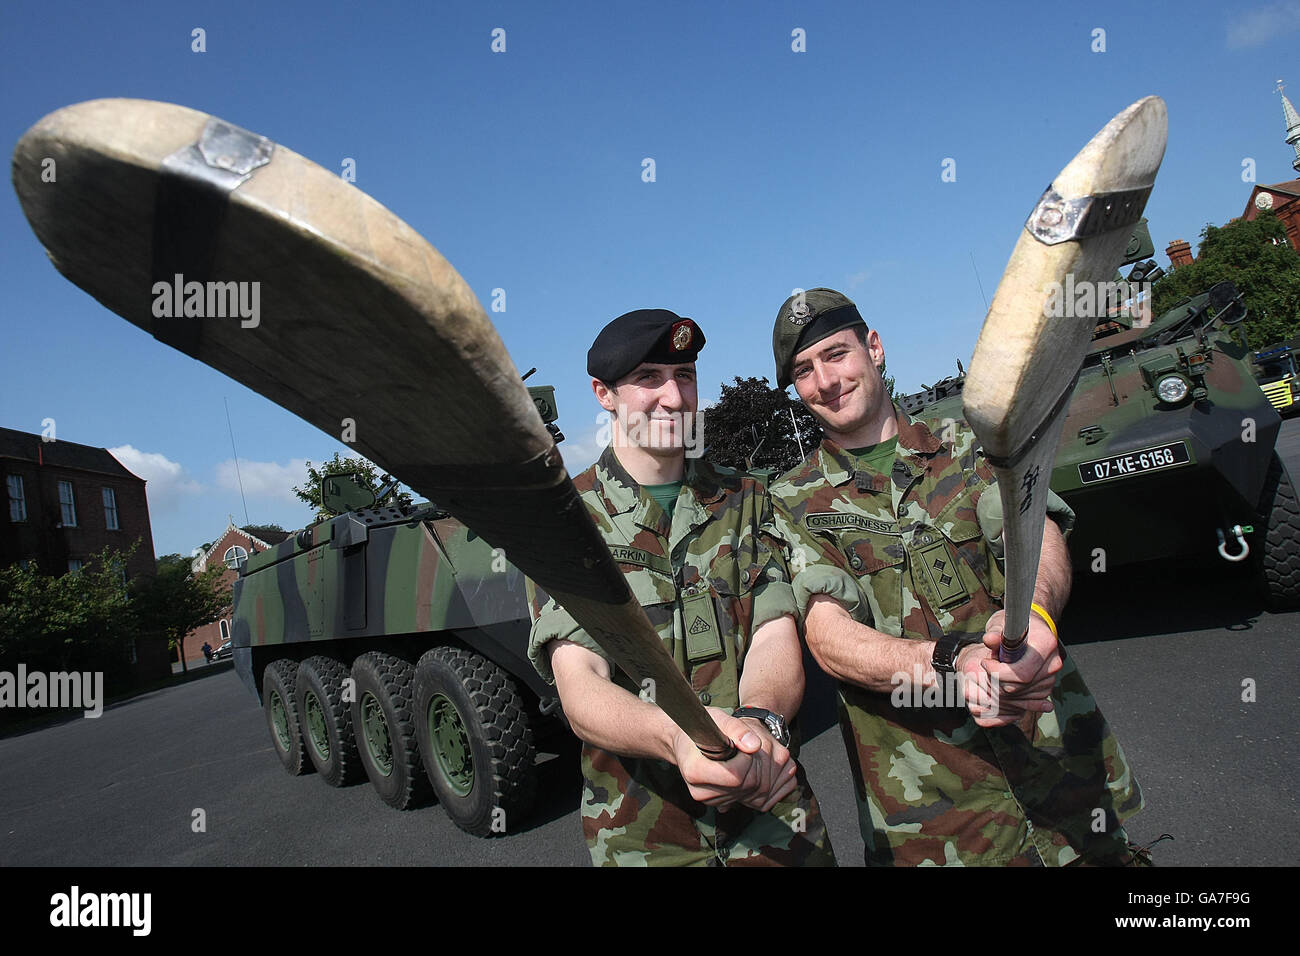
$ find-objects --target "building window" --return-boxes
[223,545,248,570]
[219,619,230,641]
[7,475,26,522]
[127,640,137,665]
[68,558,83,573]
[58,480,77,527]
[102,487,119,530]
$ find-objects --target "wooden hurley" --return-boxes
[11,98,737,760]
[963,96,1168,660]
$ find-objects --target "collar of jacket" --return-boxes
[813,405,944,490]
[591,445,728,534]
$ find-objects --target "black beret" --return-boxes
[587,309,706,383]
[772,288,867,389]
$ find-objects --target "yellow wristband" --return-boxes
[1030,602,1059,638]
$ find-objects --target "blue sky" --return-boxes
[3,0,1299,558]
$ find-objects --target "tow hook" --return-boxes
[1216,525,1252,562]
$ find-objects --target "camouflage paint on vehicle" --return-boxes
[231,499,548,704]
[902,280,1281,570]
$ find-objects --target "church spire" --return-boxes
[1279,80,1300,173]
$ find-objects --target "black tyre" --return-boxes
[413,645,537,837]
[296,655,362,787]
[1257,451,1300,609]
[350,651,430,810]
[263,659,311,776]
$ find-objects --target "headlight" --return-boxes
[1156,374,1189,403]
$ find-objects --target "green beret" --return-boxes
[772,288,867,389]
[588,309,705,383]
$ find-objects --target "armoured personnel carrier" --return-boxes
[901,223,1300,608]
[230,385,565,836]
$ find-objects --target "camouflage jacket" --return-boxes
[527,445,835,867]
[770,407,1142,866]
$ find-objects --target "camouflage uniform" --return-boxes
[770,406,1142,866]
[528,446,836,867]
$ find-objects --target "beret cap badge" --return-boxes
[671,321,693,351]
[788,300,812,326]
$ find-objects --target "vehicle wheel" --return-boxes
[413,645,537,837]
[350,651,430,810]
[1257,451,1300,609]
[263,659,311,776]
[296,655,362,787]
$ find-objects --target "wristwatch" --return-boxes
[732,706,790,746]
[931,632,963,675]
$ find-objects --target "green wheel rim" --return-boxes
[428,693,473,797]
[304,689,330,762]
[270,688,291,752]
[361,692,393,776]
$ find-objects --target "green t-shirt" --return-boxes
[847,436,898,475]
[643,481,683,521]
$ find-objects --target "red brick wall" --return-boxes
[1,460,155,580]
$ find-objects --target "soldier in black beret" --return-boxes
[521,307,837,867]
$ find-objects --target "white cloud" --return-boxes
[108,445,202,512]
[1226,1,1300,48]
[845,260,897,291]
[214,458,309,503]
[557,417,607,474]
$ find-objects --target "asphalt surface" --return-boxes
[2,422,1298,868]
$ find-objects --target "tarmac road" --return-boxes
[2,421,1298,868]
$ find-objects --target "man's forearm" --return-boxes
[1032,519,1072,620]
[736,613,804,718]
[549,643,680,763]
[803,595,939,694]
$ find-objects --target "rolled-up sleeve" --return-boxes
[524,580,612,685]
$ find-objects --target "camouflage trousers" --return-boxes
[838,650,1142,866]
[580,746,837,867]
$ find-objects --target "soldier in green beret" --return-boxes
[526,308,836,866]
[768,287,1143,866]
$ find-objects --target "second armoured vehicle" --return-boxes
[1251,339,1300,416]
[901,224,1300,608]
[230,385,567,837]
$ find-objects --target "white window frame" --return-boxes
[102,487,119,531]
[219,619,230,641]
[223,545,248,570]
[7,475,26,522]
[58,480,77,527]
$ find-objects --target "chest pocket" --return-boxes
[804,512,906,578]
[610,546,677,622]
[908,495,1000,610]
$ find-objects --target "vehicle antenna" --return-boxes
[970,251,990,314]
[224,396,251,526]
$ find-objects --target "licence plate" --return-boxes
[1078,441,1191,484]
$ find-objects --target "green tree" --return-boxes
[1150,209,1300,347]
[705,377,824,475]
[130,556,231,675]
[0,543,137,674]
[292,452,413,517]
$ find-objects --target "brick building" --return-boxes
[1,425,169,684]
[182,520,292,667]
